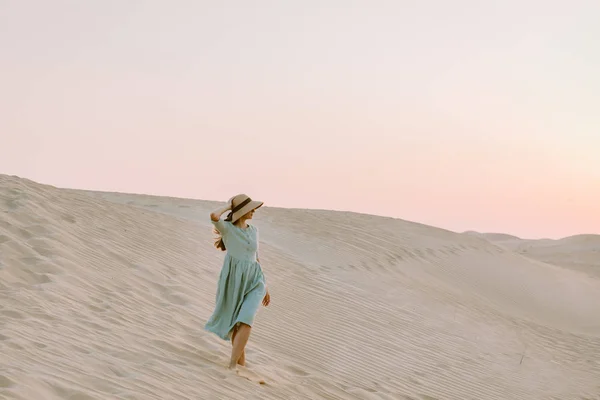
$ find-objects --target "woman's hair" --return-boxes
[213,211,233,251]
[214,230,227,251]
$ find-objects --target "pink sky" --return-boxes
[1,1,599,239]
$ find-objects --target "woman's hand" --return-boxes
[262,289,271,307]
[210,200,233,221]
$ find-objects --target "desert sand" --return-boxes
[467,232,600,280]
[1,174,599,400]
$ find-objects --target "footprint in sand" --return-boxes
[418,395,439,400]
[284,365,310,377]
[61,214,76,223]
[0,375,15,388]
[1,310,26,320]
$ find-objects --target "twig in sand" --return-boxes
[519,346,527,365]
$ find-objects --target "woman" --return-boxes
[205,194,271,370]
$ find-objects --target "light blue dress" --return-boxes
[204,218,267,341]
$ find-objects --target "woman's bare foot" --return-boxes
[227,362,238,371]
[236,366,266,384]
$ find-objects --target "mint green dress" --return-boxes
[205,218,267,341]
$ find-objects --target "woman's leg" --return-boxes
[230,325,246,366]
[229,323,251,369]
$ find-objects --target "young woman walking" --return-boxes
[205,194,271,370]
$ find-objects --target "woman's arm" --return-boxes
[210,201,232,221]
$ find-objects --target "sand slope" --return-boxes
[473,232,600,280]
[1,175,600,400]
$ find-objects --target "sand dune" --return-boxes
[1,175,600,400]
[474,232,600,280]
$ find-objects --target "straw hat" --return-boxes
[227,194,263,223]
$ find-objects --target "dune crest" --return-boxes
[2,175,600,399]
[475,231,600,279]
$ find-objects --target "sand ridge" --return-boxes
[1,175,600,399]
[471,231,600,280]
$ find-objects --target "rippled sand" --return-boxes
[1,175,599,399]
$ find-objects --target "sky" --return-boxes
[1,0,598,239]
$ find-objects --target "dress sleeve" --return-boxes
[211,218,230,236]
